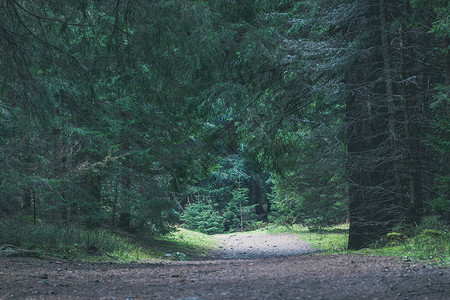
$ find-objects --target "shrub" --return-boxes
[223,185,256,232]
[417,215,446,232]
[181,197,224,235]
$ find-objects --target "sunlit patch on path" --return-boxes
[213,232,316,259]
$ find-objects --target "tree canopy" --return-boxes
[1,0,448,248]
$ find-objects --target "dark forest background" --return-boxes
[1,0,448,250]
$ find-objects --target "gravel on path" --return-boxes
[1,232,449,299]
[213,232,317,259]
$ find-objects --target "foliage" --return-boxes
[186,155,252,213]
[401,230,449,265]
[181,154,268,234]
[223,184,256,232]
[360,216,450,265]
[411,0,450,38]
[0,216,145,261]
[414,0,450,221]
[424,84,450,218]
[0,216,220,261]
[181,197,224,235]
[269,180,347,229]
[181,173,260,234]
[417,215,448,232]
[0,0,448,252]
[0,0,231,234]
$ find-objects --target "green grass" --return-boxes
[2,215,447,266]
[0,216,220,262]
[352,229,450,266]
[0,218,156,261]
[157,228,221,257]
[255,223,449,266]
[255,224,349,252]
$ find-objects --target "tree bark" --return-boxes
[379,0,403,217]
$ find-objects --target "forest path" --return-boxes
[1,232,449,299]
[213,232,316,259]
[1,255,448,299]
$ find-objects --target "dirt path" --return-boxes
[214,232,316,259]
[1,233,449,299]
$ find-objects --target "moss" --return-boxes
[386,232,405,241]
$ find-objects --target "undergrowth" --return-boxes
[1,214,447,266]
[0,215,218,262]
[0,216,152,261]
[359,216,450,266]
[260,219,449,266]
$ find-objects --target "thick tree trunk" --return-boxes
[347,92,372,249]
[119,171,132,230]
[379,0,403,219]
[346,13,377,249]
[399,24,425,225]
[346,59,388,249]
[347,0,404,249]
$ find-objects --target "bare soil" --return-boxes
[1,233,449,299]
[213,232,316,259]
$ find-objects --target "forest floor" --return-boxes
[1,232,449,299]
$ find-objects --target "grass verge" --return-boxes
[354,227,450,266]
[157,227,221,258]
[0,216,219,262]
[259,224,349,252]
[260,222,449,266]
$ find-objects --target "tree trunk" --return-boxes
[32,189,37,226]
[379,0,403,219]
[446,36,450,86]
[399,23,425,226]
[23,188,32,211]
[119,171,132,230]
[119,126,132,230]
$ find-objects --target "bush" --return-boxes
[181,197,224,235]
[416,215,446,232]
[385,232,407,246]
[268,187,348,229]
[367,215,450,264]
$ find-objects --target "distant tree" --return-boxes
[181,196,224,235]
[223,181,254,232]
